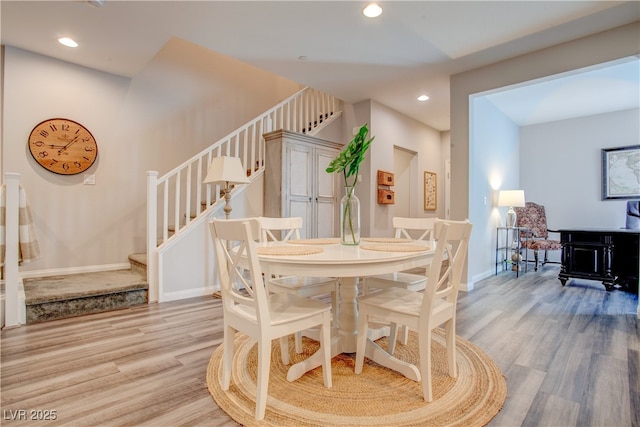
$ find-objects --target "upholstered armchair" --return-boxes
[514,202,562,271]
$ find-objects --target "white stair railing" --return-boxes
[146,87,341,302]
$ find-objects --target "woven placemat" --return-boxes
[257,246,323,256]
[361,237,413,243]
[286,238,340,245]
[361,243,429,252]
[207,329,507,426]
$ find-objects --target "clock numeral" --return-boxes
[84,146,95,152]
[61,124,70,132]
[62,163,70,172]
[37,151,49,158]
[49,124,57,132]
[73,161,82,169]
[39,130,49,138]
[48,159,59,166]
[82,156,91,162]
[33,141,45,147]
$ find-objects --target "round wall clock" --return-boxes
[28,118,98,175]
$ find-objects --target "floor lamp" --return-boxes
[203,156,250,298]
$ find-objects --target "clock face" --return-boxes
[28,118,98,175]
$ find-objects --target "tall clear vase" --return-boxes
[340,186,360,245]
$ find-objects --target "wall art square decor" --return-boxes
[424,171,437,210]
[602,145,640,200]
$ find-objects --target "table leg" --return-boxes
[363,338,421,381]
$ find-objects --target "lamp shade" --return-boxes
[498,190,525,207]
[203,156,250,185]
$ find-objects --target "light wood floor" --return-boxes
[1,266,638,426]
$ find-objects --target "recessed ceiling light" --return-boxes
[363,3,382,18]
[417,95,430,102]
[58,37,78,48]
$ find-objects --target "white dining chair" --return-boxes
[258,216,339,353]
[362,216,436,294]
[362,216,437,344]
[209,217,332,420]
[354,219,472,402]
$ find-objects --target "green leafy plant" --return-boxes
[325,124,374,187]
[326,124,374,244]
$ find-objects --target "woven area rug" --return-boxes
[207,329,507,426]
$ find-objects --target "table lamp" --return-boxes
[203,156,250,220]
[203,156,249,299]
[498,190,525,227]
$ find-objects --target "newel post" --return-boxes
[146,171,159,303]
[3,173,21,328]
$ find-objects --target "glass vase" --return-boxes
[340,186,361,245]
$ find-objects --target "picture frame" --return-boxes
[424,171,437,210]
[601,145,640,200]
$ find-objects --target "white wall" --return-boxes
[470,96,520,281]
[520,109,639,230]
[451,22,640,285]
[2,40,303,276]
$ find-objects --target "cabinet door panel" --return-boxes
[316,149,337,199]
[288,146,312,199]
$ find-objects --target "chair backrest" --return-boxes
[258,216,303,242]
[392,217,437,241]
[514,202,549,238]
[420,219,473,319]
[209,217,270,327]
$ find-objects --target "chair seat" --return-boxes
[269,275,338,291]
[525,239,561,251]
[358,287,452,319]
[365,272,426,291]
[233,292,331,326]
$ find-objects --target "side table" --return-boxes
[495,226,529,277]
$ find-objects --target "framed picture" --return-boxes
[601,145,640,200]
[424,171,437,210]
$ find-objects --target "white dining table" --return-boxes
[253,238,434,382]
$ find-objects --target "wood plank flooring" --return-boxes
[1,265,638,426]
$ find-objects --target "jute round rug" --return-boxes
[207,330,506,426]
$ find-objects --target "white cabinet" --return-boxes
[264,130,342,239]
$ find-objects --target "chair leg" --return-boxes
[255,336,272,421]
[221,325,235,390]
[294,332,303,354]
[400,326,409,345]
[388,322,399,354]
[354,309,368,374]
[280,336,290,365]
[445,319,457,378]
[534,250,540,271]
[418,327,433,402]
[320,312,333,388]
[331,289,339,328]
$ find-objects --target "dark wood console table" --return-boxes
[558,228,639,292]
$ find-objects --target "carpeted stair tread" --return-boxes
[24,270,148,305]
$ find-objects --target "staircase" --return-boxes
[23,268,148,323]
[8,87,342,325]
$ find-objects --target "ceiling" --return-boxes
[1,1,639,131]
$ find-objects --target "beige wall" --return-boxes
[1,39,303,275]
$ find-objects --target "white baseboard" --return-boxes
[161,286,218,302]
